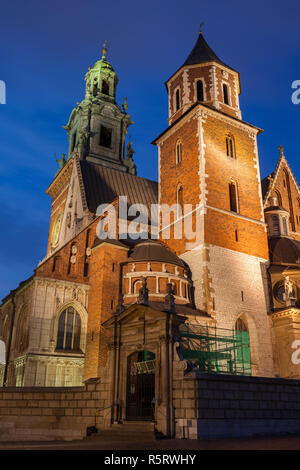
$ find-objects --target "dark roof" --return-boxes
[165,33,238,85]
[128,239,186,267]
[269,237,300,265]
[183,32,230,69]
[264,205,289,213]
[80,161,158,214]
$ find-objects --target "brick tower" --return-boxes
[153,29,274,376]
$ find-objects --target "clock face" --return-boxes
[51,213,63,247]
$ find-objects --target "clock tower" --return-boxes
[45,43,138,257]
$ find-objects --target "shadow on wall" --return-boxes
[0,340,5,364]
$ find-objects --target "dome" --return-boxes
[128,240,186,267]
[269,237,300,265]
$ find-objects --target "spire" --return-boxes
[183,32,228,68]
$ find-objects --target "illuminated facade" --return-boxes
[1,32,300,396]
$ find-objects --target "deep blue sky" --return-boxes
[0,0,299,300]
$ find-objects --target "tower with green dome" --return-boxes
[63,41,136,175]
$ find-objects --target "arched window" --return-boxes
[226,135,235,158]
[196,80,204,102]
[175,141,182,164]
[175,89,180,111]
[101,80,109,95]
[229,180,238,213]
[223,83,229,105]
[275,190,282,206]
[56,307,81,351]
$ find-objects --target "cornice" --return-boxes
[46,157,74,199]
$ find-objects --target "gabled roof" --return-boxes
[79,160,158,213]
[261,151,300,207]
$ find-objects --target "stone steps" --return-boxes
[87,421,155,442]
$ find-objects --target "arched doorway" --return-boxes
[126,351,155,420]
[235,317,251,375]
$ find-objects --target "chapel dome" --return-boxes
[128,239,185,267]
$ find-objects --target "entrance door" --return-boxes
[126,351,155,420]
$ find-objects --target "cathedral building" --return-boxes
[1,31,300,414]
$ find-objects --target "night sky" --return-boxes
[0,0,299,301]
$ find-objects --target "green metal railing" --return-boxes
[178,323,252,376]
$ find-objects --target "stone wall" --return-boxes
[0,378,111,442]
[194,373,300,438]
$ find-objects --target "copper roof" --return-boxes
[80,161,158,213]
[128,239,186,267]
[269,237,300,265]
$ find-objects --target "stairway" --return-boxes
[87,421,156,443]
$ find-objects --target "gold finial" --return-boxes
[102,40,107,59]
[88,65,91,71]
[278,145,284,157]
[199,22,204,34]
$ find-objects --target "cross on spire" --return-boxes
[199,22,204,34]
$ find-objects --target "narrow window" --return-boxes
[282,217,288,235]
[196,80,204,101]
[223,83,229,105]
[177,184,183,218]
[226,136,235,158]
[241,291,244,302]
[175,89,180,111]
[235,229,239,242]
[71,132,77,152]
[99,125,112,148]
[83,262,89,277]
[229,181,238,213]
[93,80,98,96]
[176,141,182,164]
[101,80,109,95]
[272,215,280,235]
[52,256,60,273]
[112,263,115,272]
[111,299,114,309]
